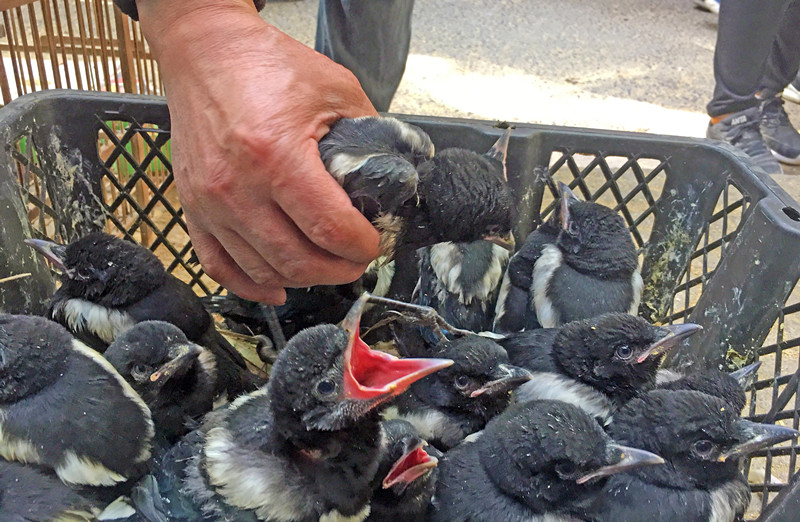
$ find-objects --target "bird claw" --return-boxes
[362,293,474,342]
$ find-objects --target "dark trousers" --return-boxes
[315,0,415,112]
[707,0,800,117]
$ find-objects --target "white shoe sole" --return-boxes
[694,0,719,14]
[771,149,800,166]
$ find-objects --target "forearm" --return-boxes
[114,0,265,22]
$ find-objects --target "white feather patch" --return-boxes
[532,245,563,328]
[204,425,314,521]
[709,480,751,522]
[97,497,136,520]
[392,408,465,448]
[320,505,371,522]
[70,339,154,461]
[630,268,643,315]
[385,118,435,158]
[0,416,42,464]
[655,369,684,385]
[429,242,509,306]
[493,271,513,328]
[56,451,127,486]
[515,372,613,425]
[368,258,395,299]
[326,152,383,182]
[54,298,135,343]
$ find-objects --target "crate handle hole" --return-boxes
[783,206,800,222]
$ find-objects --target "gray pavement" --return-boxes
[261,0,800,197]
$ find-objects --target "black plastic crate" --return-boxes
[2,90,800,520]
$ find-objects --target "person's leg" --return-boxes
[315,0,415,112]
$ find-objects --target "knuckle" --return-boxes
[308,218,348,251]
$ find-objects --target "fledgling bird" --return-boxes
[591,389,799,522]
[126,294,453,521]
[367,419,441,522]
[429,400,664,521]
[0,313,154,486]
[25,232,261,400]
[387,335,532,450]
[414,239,510,343]
[656,361,761,414]
[501,313,702,425]
[494,182,642,333]
[0,459,99,520]
[104,321,217,443]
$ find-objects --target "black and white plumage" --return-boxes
[0,458,99,520]
[387,335,532,450]
[104,321,217,442]
[429,400,664,522]
[0,313,154,486]
[591,389,798,522]
[501,313,702,425]
[25,232,261,400]
[367,419,441,522]
[414,240,510,342]
[127,294,452,521]
[494,182,642,333]
[656,361,761,415]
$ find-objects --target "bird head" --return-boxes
[268,294,453,432]
[0,314,72,403]
[611,389,798,488]
[377,419,440,496]
[417,335,532,421]
[658,362,761,414]
[481,400,663,515]
[25,232,166,306]
[104,321,213,408]
[554,314,702,402]
[555,183,637,276]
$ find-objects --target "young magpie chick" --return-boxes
[367,419,441,522]
[656,361,761,414]
[104,321,217,443]
[0,314,154,486]
[0,459,99,520]
[591,389,799,522]
[502,313,702,425]
[414,239,510,343]
[429,400,664,522]
[494,182,642,333]
[387,335,532,450]
[25,232,261,400]
[128,294,453,521]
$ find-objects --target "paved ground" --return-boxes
[260,0,800,195]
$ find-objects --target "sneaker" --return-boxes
[783,80,800,105]
[707,107,783,175]
[694,0,720,14]
[761,96,800,165]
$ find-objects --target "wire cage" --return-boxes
[2,90,800,520]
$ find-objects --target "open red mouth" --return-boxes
[382,441,438,489]
[342,295,453,401]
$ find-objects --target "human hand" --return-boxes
[138,0,381,304]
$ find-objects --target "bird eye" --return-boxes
[316,379,336,397]
[567,221,579,236]
[555,461,577,478]
[454,375,471,390]
[692,439,715,458]
[615,345,633,360]
[131,364,151,382]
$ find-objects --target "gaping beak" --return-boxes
[576,443,664,484]
[485,127,512,181]
[717,420,799,462]
[729,361,762,390]
[24,238,68,272]
[558,182,579,232]
[482,233,516,251]
[382,438,438,490]
[342,294,453,401]
[149,344,202,385]
[636,323,703,364]
[470,364,533,397]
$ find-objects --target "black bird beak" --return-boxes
[382,438,438,491]
[576,443,665,484]
[149,344,202,385]
[730,361,762,390]
[482,233,516,251]
[485,128,512,181]
[636,323,703,363]
[558,182,580,232]
[342,294,453,401]
[24,238,68,272]
[718,420,799,462]
[470,364,533,397]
